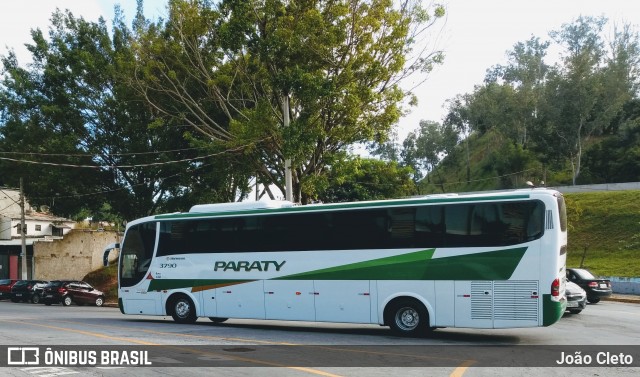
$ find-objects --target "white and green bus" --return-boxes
[116,188,567,336]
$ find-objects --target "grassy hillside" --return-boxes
[565,190,640,277]
[83,263,118,302]
[83,190,640,298]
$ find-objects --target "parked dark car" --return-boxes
[565,281,587,314]
[10,280,49,303]
[566,268,612,303]
[41,280,105,307]
[0,279,18,300]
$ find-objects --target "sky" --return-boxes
[1,0,640,141]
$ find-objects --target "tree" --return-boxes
[442,94,474,183]
[403,17,640,191]
[485,36,551,148]
[0,10,116,216]
[583,99,640,182]
[314,155,416,203]
[0,8,235,219]
[401,120,457,182]
[132,0,445,203]
[546,16,620,185]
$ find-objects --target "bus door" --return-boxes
[119,222,162,315]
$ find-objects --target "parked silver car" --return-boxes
[565,280,587,314]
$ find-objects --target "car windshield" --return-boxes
[573,269,597,280]
[13,281,29,287]
[46,281,64,288]
[0,279,12,285]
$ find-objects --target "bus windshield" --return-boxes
[119,222,157,288]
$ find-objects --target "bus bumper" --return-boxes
[542,294,566,326]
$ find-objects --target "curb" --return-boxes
[602,295,640,304]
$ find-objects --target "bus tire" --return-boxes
[385,298,430,337]
[208,317,228,324]
[169,295,197,324]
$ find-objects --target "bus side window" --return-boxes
[501,203,526,244]
[389,208,415,247]
[444,204,472,247]
[415,206,444,248]
[525,202,545,241]
[470,204,507,245]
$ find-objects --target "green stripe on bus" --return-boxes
[148,279,252,291]
[276,247,527,281]
[146,247,528,292]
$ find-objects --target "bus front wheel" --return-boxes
[386,298,430,337]
[169,295,197,324]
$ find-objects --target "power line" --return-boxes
[0,146,208,157]
[0,139,268,170]
[29,160,219,201]
[1,139,270,203]
[425,168,538,187]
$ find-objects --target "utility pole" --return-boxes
[282,94,293,202]
[20,177,27,279]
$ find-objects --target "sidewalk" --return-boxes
[603,294,640,304]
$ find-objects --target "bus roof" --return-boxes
[189,200,294,213]
[141,187,560,223]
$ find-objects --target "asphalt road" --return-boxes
[0,299,639,377]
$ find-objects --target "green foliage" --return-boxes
[417,129,540,193]
[582,100,640,182]
[133,0,445,203]
[0,0,447,224]
[313,155,417,203]
[401,120,457,182]
[0,6,253,220]
[563,195,583,232]
[422,15,640,192]
[83,263,118,301]
[486,142,540,189]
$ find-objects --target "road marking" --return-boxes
[449,359,476,377]
[4,317,475,376]
[0,319,343,377]
[20,366,79,376]
[0,319,159,345]
[52,318,297,345]
[54,318,477,374]
[51,319,476,368]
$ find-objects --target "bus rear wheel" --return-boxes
[386,298,430,337]
[169,295,197,324]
